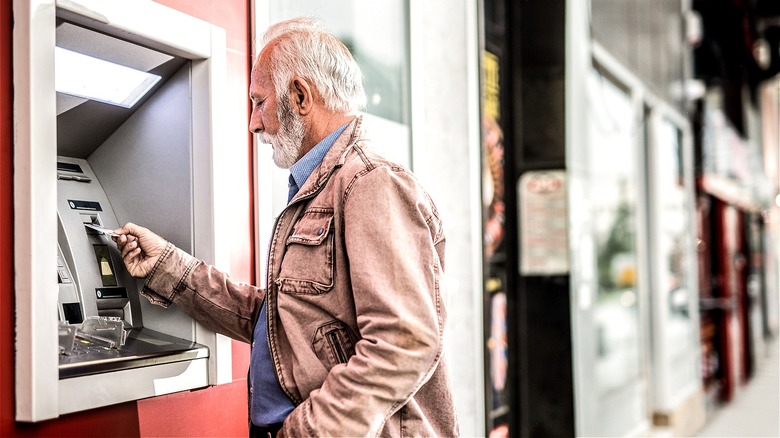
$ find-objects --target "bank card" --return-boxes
[84,223,119,238]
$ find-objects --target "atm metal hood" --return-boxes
[56,18,187,158]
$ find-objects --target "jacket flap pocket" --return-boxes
[287,210,333,246]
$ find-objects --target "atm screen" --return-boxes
[92,244,118,287]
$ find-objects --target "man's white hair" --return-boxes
[261,17,366,114]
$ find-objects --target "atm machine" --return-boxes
[51,9,216,396]
[14,0,232,421]
[56,156,207,379]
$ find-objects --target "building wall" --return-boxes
[0,1,253,436]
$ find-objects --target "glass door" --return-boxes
[570,65,648,437]
[647,113,701,421]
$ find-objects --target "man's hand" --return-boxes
[113,222,167,278]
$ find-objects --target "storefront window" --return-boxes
[270,2,408,125]
[265,1,411,167]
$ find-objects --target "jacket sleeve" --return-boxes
[282,166,447,437]
[142,242,264,343]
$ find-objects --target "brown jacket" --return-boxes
[141,117,459,437]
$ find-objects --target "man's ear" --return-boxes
[290,77,313,115]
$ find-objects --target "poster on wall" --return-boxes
[482,50,505,259]
[481,45,510,437]
[488,290,509,409]
[518,170,569,275]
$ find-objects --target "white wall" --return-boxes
[410,1,485,435]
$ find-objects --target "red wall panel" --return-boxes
[6,405,141,438]
[1,0,16,434]
[1,1,254,436]
[137,381,248,437]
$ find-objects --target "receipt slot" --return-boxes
[14,0,233,421]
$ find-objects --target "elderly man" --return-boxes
[115,17,458,437]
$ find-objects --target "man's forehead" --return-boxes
[251,46,275,77]
[256,40,278,67]
[250,57,272,89]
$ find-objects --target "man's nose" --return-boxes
[249,111,262,134]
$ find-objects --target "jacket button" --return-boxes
[316,227,324,236]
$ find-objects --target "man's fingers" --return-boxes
[119,235,138,256]
[120,240,132,258]
[122,245,141,265]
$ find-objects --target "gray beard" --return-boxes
[264,97,306,169]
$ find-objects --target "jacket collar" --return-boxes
[293,115,364,200]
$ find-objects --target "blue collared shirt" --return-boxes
[250,121,350,427]
[287,123,350,202]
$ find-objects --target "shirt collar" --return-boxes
[288,122,351,191]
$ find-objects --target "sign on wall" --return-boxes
[518,170,569,275]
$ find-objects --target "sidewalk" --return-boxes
[695,337,779,438]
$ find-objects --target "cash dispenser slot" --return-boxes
[57,157,208,379]
[59,330,208,379]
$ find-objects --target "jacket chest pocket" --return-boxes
[276,209,335,294]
